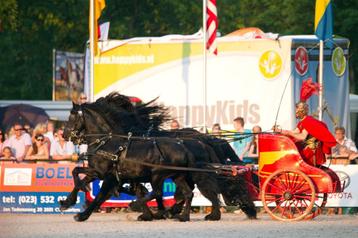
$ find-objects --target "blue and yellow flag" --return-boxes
[314,0,333,46]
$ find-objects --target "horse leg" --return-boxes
[74,174,118,222]
[167,178,194,218]
[59,187,80,211]
[59,169,96,210]
[74,167,97,192]
[232,177,257,219]
[151,191,166,220]
[171,176,193,222]
[193,173,221,221]
[128,183,147,212]
[136,175,166,221]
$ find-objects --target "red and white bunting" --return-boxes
[206,0,218,55]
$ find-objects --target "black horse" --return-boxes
[63,93,256,221]
[62,95,222,222]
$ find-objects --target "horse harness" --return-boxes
[80,132,250,181]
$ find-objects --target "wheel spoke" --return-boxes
[276,175,288,190]
[271,199,285,213]
[294,194,312,200]
[289,173,298,190]
[294,200,304,215]
[266,180,282,191]
[292,176,307,191]
[265,195,282,204]
[284,172,291,189]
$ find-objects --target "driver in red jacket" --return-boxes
[279,101,336,166]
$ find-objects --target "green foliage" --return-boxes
[0,0,357,99]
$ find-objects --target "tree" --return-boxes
[0,0,357,99]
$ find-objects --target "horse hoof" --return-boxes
[168,204,183,216]
[164,210,173,219]
[59,200,70,211]
[74,213,88,222]
[205,213,221,221]
[173,214,190,222]
[152,211,166,220]
[129,201,143,212]
[137,214,153,221]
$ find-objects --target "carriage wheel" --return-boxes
[261,169,316,221]
[304,193,327,220]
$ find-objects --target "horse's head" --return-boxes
[63,102,85,142]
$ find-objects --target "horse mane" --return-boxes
[86,92,171,134]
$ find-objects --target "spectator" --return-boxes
[0,146,16,162]
[248,125,262,157]
[0,129,5,157]
[50,128,75,163]
[78,92,88,105]
[6,126,15,140]
[25,134,49,160]
[230,117,252,161]
[211,123,222,136]
[32,123,51,150]
[5,123,32,162]
[23,124,33,136]
[44,121,56,145]
[332,127,358,163]
[170,119,180,130]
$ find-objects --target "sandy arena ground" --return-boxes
[1,212,357,238]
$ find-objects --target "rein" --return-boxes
[78,131,264,143]
[95,143,248,176]
[83,133,251,177]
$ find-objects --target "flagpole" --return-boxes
[89,0,95,103]
[318,40,324,120]
[202,0,207,133]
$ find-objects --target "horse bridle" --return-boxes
[68,108,86,144]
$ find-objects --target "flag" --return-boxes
[314,0,333,46]
[99,22,110,41]
[206,0,218,55]
[89,0,106,55]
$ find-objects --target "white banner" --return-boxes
[191,165,358,207]
[325,165,358,207]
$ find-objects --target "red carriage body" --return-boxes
[246,133,343,221]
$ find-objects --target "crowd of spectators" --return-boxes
[0,121,79,163]
[0,95,89,164]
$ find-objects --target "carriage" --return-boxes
[240,133,343,221]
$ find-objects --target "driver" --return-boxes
[276,101,336,166]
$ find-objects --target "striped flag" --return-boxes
[314,0,333,46]
[206,0,218,55]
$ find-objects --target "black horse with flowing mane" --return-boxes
[62,92,256,221]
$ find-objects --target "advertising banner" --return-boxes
[87,179,176,207]
[87,165,358,208]
[53,50,84,101]
[325,165,358,207]
[93,38,294,131]
[0,162,85,213]
[91,36,349,132]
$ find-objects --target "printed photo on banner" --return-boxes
[54,50,84,101]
